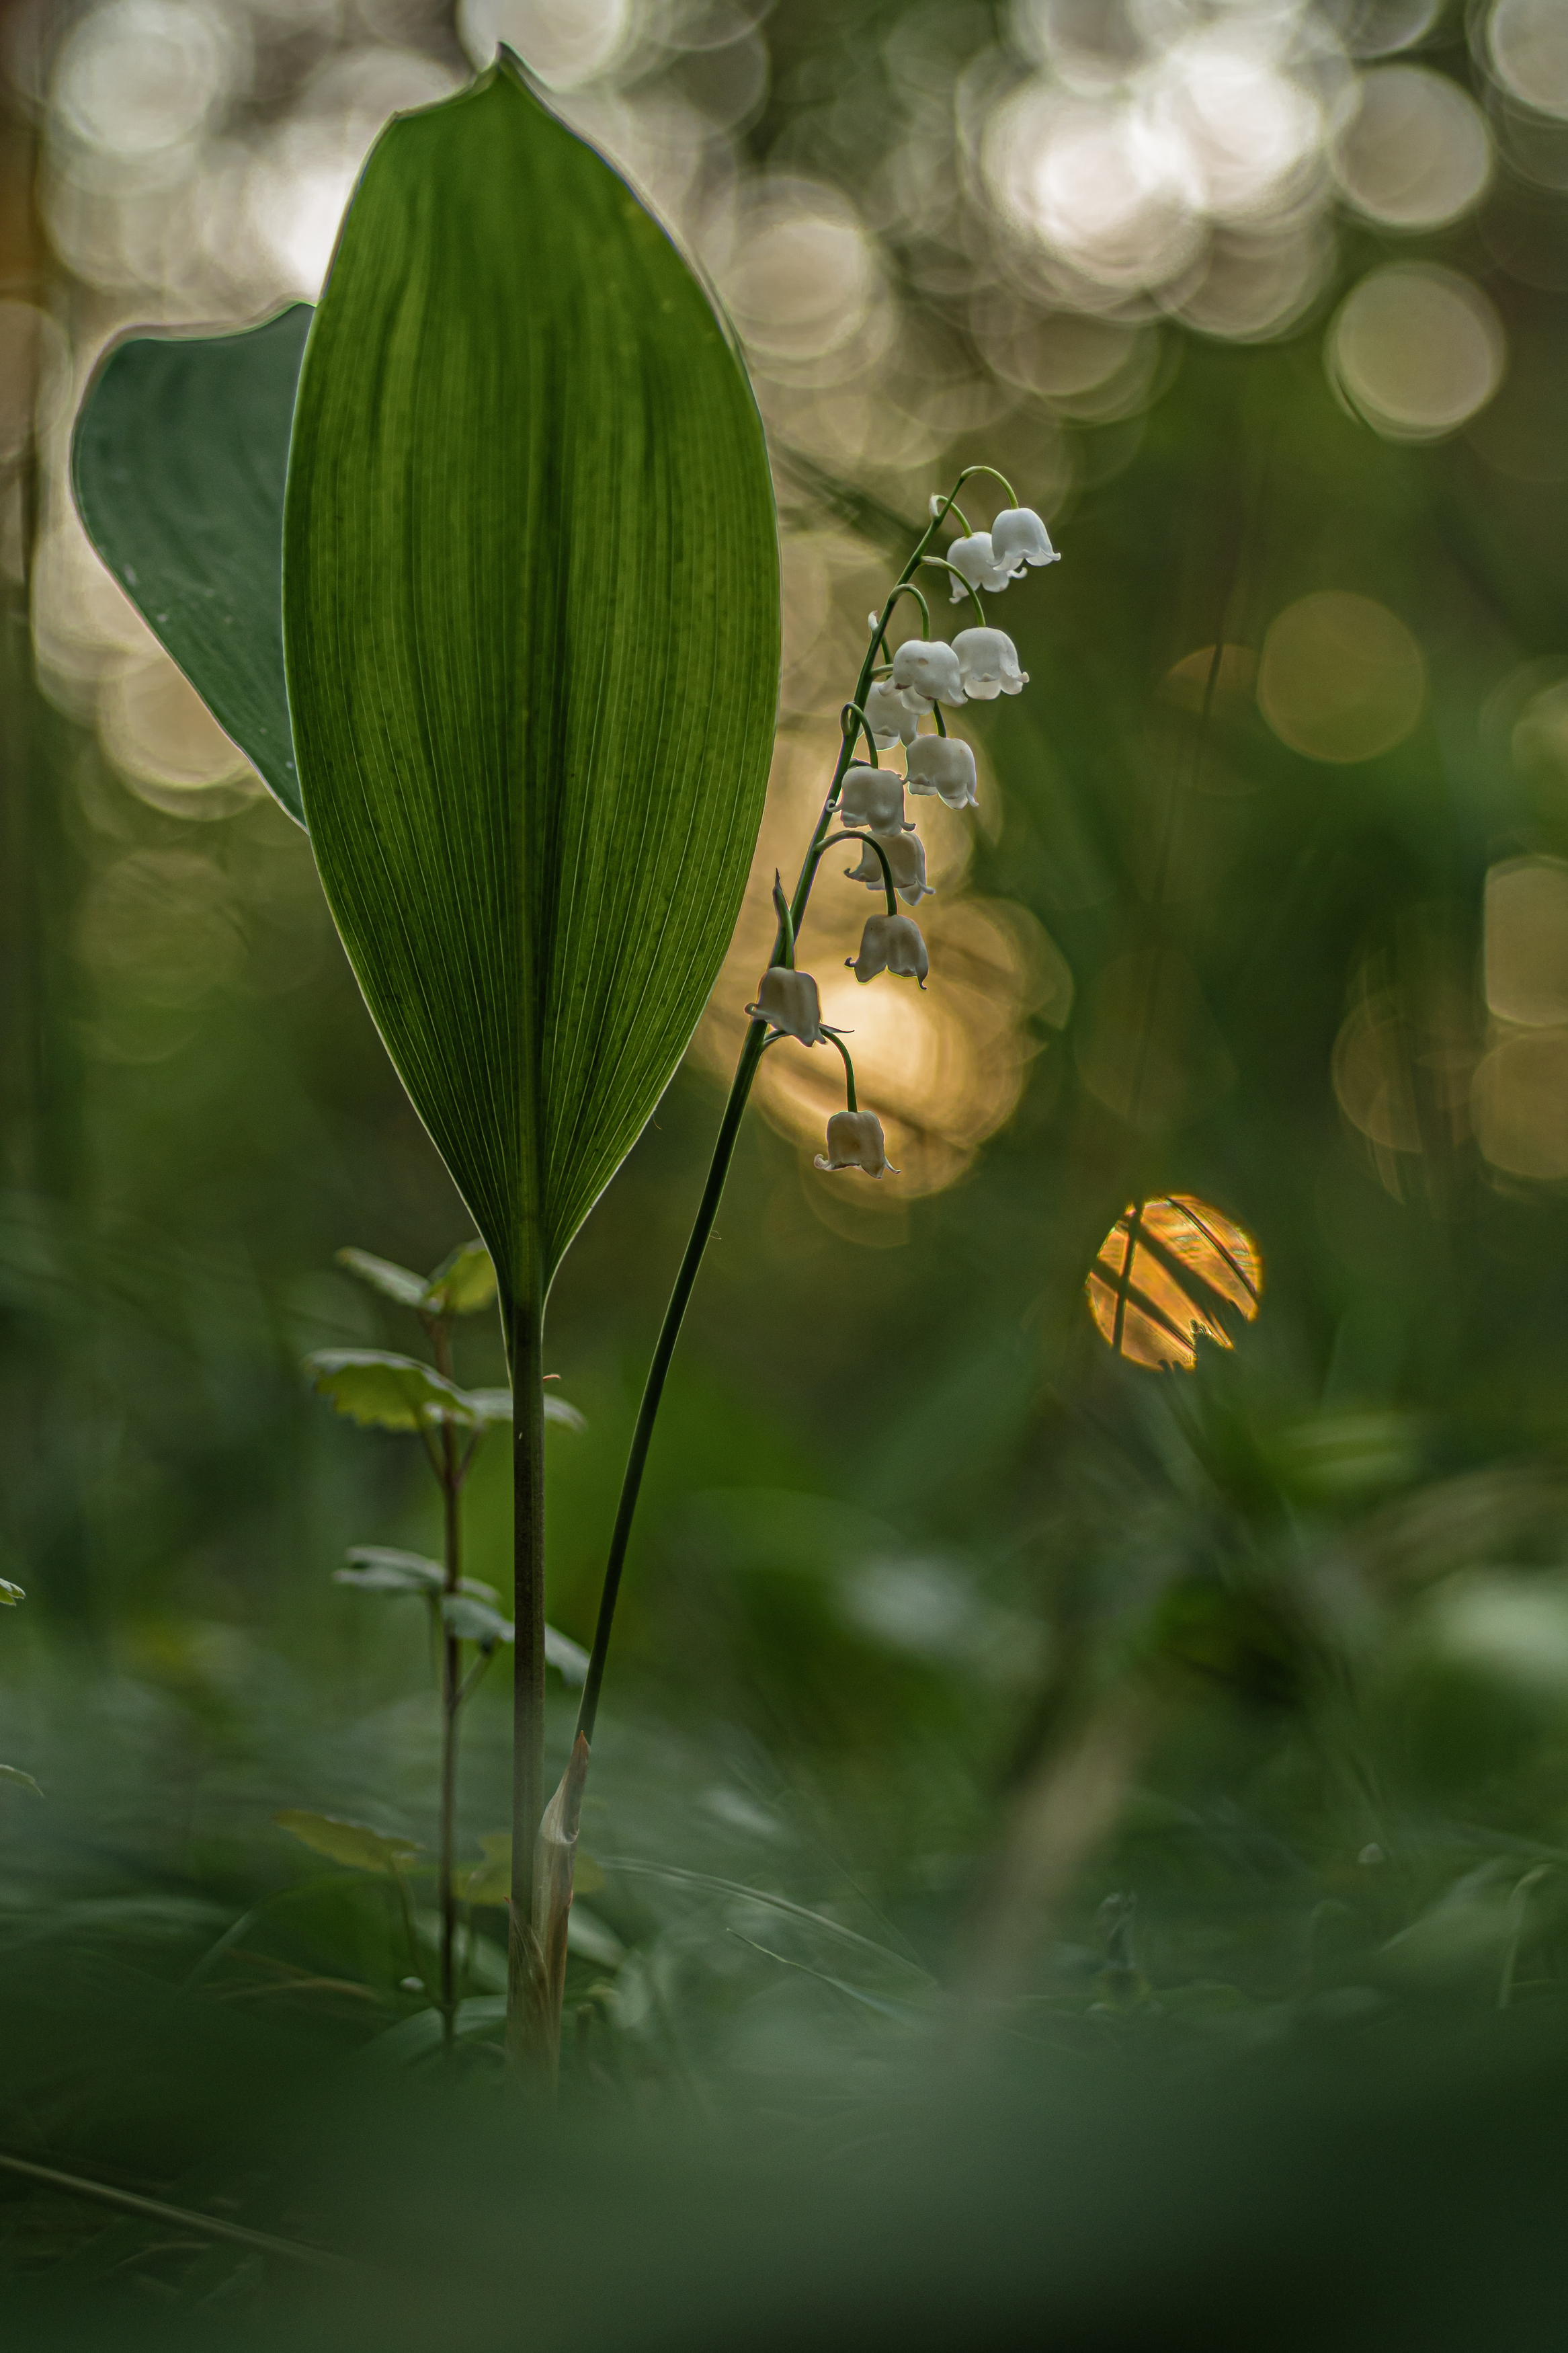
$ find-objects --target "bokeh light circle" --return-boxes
[1258,592,1425,763]
[458,0,632,89]
[717,190,882,368]
[1333,66,1492,230]
[1473,1032,1568,1179]
[1489,0,1568,122]
[53,0,237,157]
[983,84,1204,294]
[97,656,253,798]
[1087,1195,1263,1373]
[1324,0,1441,57]
[1328,264,1505,439]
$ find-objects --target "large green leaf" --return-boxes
[282,58,780,1316]
[71,305,309,826]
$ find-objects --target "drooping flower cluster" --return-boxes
[745,480,1059,1180]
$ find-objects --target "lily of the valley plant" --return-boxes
[70,50,1057,2085]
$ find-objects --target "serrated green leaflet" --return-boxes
[71,305,309,826]
[282,59,780,1319]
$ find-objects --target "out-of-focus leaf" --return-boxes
[274,1810,419,1874]
[335,1248,429,1310]
[566,1902,623,1965]
[336,1549,499,1603]
[545,1624,590,1685]
[304,1351,470,1431]
[0,1579,24,1605]
[464,1390,516,1429]
[461,1834,512,1907]
[334,1549,442,1595]
[423,1240,496,1319]
[463,1386,585,1433]
[442,1595,514,1650]
[0,1765,41,1796]
[71,305,310,826]
[367,1994,506,2065]
[282,60,779,1316]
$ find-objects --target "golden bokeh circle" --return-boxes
[1086,1195,1263,1372]
[1257,591,1425,763]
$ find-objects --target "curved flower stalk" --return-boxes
[570,458,1061,1925]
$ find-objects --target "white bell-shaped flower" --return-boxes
[905,735,978,809]
[815,1109,898,1178]
[843,829,932,905]
[990,507,1059,573]
[745,965,828,1045]
[953,626,1028,701]
[945,532,1014,598]
[890,639,964,711]
[850,912,929,986]
[864,680,918,749]
[839,764,913,835]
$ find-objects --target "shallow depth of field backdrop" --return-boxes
[9,0,1568,2217]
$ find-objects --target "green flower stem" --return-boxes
[840,701,880,766]
[427,1315,464,2054]
[815,829,898,920]
[919,554,986,631]
[868,580,931,662]
[825,1031,858,1113]
[772,872,795,967]
[932,705,948,737]
[505,1288,546,2082]
[574,474,964,1748]
[951,461,1018,508]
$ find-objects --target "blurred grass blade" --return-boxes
[281,58,780,1316]
[71,305,310,826]
[600,1860,936,1979]
[0,2152,351,2271]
